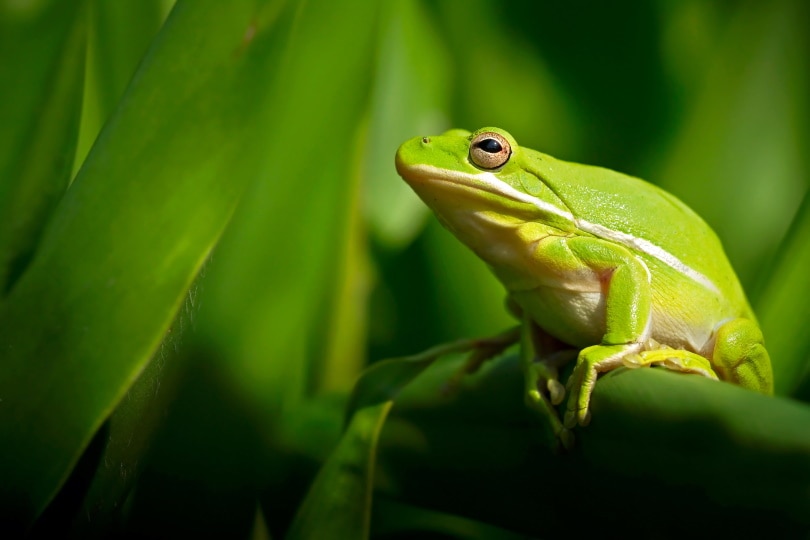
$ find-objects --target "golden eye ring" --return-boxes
[469,131,512,170]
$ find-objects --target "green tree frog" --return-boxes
[395,127,773,442]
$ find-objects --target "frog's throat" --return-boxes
[408,164,720,295]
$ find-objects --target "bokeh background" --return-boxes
[1,0,809,537]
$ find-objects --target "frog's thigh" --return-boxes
[712,318,774,394]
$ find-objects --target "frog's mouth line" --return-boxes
[400,163,719,295]
[401,163,576,224]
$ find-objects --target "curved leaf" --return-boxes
[74,0,168,174]
[656,0,808,287]
[363,0,451,248]
[379,354,810,537]
[0,0,294,528]
[757,192,810,397]
[0,0,87,293]
[286,401,393,540]
[347,327,519,424]
[193,0,380,416]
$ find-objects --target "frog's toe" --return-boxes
[526,361,565,406]
[526,388,543,407]
[563,410,577,429]
[621,352,644,368]
[569,407,590,427]
[581,409,592,426]
[547,379,566,405]
[563,381,594,428]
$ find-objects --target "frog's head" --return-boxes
[395,127,574,237]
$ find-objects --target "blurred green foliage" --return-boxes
[0,0,808,537]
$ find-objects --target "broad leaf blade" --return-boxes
[74,0,168,174]
[656,0,808,287]
[0,0,87,294]
[0,0,292,528]
[348,326,519,422]
[194,0,379,419]
[380,355,810,536]
[757,193,810,397]
[286,401,393,540]
[363,0,451,248]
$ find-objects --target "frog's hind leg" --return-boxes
[441,326,521,396]
[622,345,719,379]
[711,318,773,394]
[623,320,774,396]
[521,316,576,448]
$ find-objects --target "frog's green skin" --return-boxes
[395,127,773,438]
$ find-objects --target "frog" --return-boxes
[395,127,773,443]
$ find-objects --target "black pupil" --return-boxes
[476,138,502,153]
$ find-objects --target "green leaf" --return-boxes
[422,220,516,338]
[62,297,192,536]
[757,193,810,397]
[379,354,810,536]
[286,401,393,540]
[363,0,452,248]
[0,0,87,294]
[74,0,168,174]
[193,0,379,417]
[656,0,808,287]
[250,504,272,540]
[434,0,583,157]
[372,498,528,540]
[347,328,519,423]
[88,0,167,119]
[0,0,296,528]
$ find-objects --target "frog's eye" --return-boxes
[469,132,512,170]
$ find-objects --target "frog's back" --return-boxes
[528,152,750,315]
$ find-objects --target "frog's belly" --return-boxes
[511,284,717,354]
[650,306,713,354]
[511,286,607,349]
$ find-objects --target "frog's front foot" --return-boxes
[563,343,642,428]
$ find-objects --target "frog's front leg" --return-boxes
[533,236,653,428]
